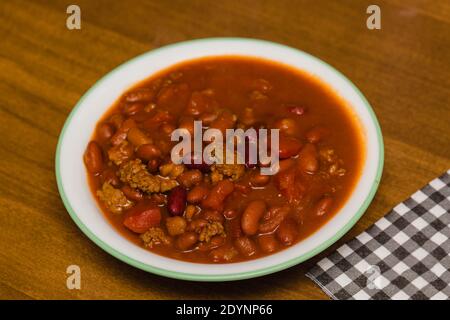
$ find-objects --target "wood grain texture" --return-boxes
[0,0,449,300]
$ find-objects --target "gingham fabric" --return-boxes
[306,170,450,300]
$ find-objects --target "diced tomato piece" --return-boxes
[275,168,305,204]
[123,200,161,233]
[278,136,302,159]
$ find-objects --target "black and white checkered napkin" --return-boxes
[306,170,450,300]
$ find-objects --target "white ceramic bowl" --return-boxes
[56,38,383,281]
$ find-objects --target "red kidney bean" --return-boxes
[275,168,295,194]
[123,201,161,233]
[147,158,160,173]
[278,158,295,173]
[201,180,234,211]
[155,139,172,156]
[143,110,173,128]
[306,126,329,144]
[177,170,203,188]
[241,200,267,236]
[97,122,115,142]
[227,217,243,238]
[209,235,225,248]
[199,111,218,125]
[249,171,270,187]
[125,88,154,103]
[278,136,302,159]
[84,141,103,175]
[101,168,120,187]
[298,143,319,174]
[259,206,290,233]
[187,218,208,232]
[223,208,239,220]
[197,235,225,251]
[110,119,137,146]
[314,196,333,216]
[121,185,143,201]
[167,186,187,216]
[123,103,144,116]
[258,234,278,253]
[176,232,198,251]
[234,182,251,195]
[234,237,258,257]
[136,143,162,161]
[151,193,167,206]
[187,185,209,204]
[156,85,176,105]
[276,218,298,245]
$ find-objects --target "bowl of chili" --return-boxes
[56,38,383,281]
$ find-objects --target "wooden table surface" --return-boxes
[0,0,449,300]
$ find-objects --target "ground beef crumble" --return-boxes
[108,141,133,166]
[119,159,178,193]
[211,163,245,182]
[140,227,171,248]
[198,221,226,243]
[96,182,133,214]
[159,163,185,179]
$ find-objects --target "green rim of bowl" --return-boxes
[55,37,384,282]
